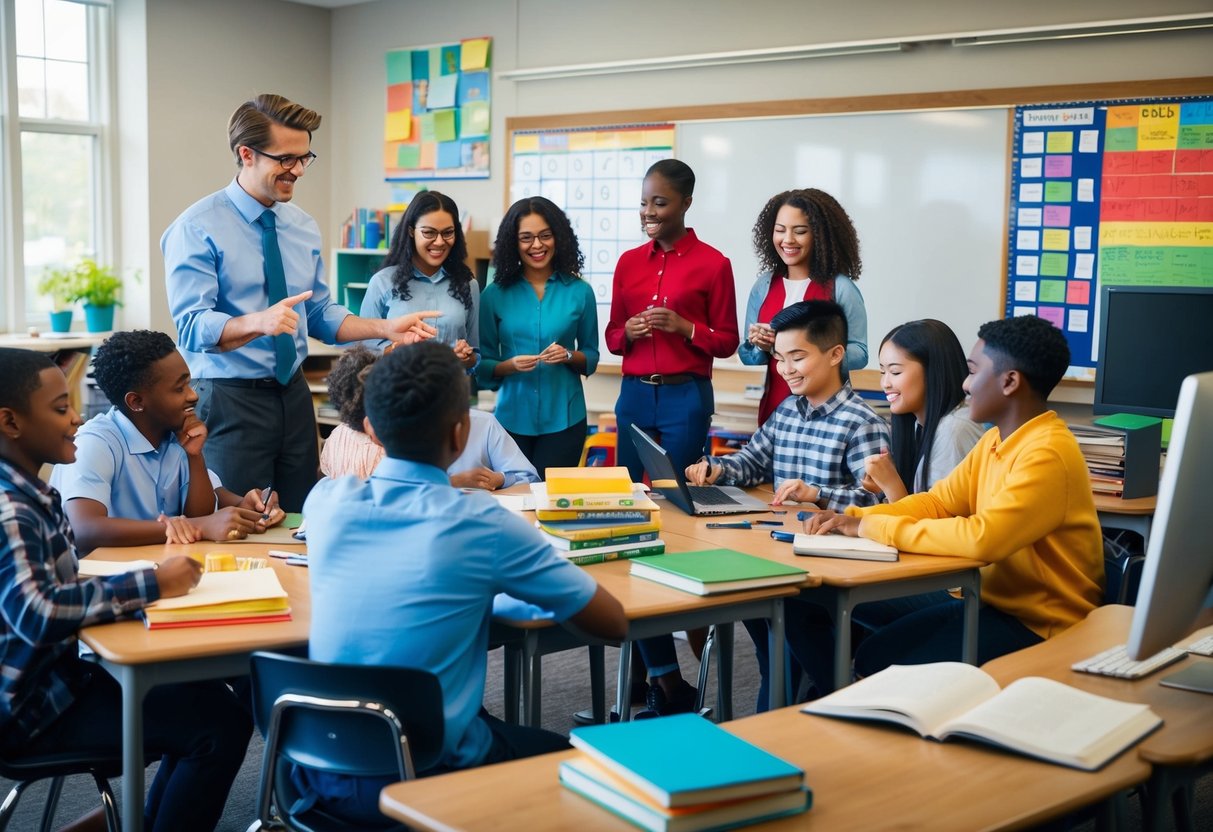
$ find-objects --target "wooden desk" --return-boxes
[79,541,308,832]
[380,701,1150,831]
[657,497,984,689]
[1092,493,1157,550]
[982,605,1213,830]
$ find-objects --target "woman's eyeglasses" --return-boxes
[416,227,457,241]
[517,230,555,245]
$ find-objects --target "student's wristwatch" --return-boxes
[564,348,573,362]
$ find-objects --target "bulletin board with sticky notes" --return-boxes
[1006,96,1213,380]
[384,37,492,180]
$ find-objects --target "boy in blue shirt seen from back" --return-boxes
[301,341,627,826]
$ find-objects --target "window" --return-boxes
[1,0,112,331]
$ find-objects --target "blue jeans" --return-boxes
[616,376,714,676]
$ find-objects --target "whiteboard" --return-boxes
[678,109,1010,367]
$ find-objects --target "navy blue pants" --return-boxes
[615,376,714,676]
[509,418,588,479]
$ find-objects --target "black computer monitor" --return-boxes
[1094,286,1213,418]
[1126,373,1213,689]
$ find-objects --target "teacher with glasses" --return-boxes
[163,93,439,511]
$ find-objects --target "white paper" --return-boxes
[1019,183,1044,203]
[1014,281,1038,301]
[1074,253,1095,279]
[492,493,536,512]
[1023,132,1045,154]
[77,559,158,577]
[1074,226,1092,250]
[1020,157,1043,178]
[1068,309,1089,333]
[1016,255,1040,277]
[1013,306,1036,317]
[1078,130,1100,153]
[1018,207,1042,227]
[1016,229,1040,250]
[1077,178,1095,202]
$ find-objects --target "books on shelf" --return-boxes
[340,207,388,249]
[529,482,659,511]
[629,549,807,596]
[142,568,291,629]
[792,534,898,562]
[567,714,807,809]
[1067,417,1161,499]
[802,662,1162,771]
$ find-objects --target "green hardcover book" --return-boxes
[565,542,665,566]
[629,549,807,595]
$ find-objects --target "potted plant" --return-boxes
[36,266,84,333]
[71,259,124,332]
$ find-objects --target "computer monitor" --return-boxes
[1094,286,1213,418]
[1126,372,1213,670]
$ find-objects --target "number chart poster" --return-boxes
[1006,97,1213,380]
[510,125,675,306]
[384,37,491,181]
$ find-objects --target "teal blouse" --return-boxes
[477,273,599,436]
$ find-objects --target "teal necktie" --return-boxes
[257,210,297,385]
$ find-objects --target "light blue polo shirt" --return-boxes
[304,456,596,768]
[50,408,194,519]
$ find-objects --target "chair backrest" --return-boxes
[249,652,445,777]
[1103,536,1146,607]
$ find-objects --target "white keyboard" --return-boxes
[1185,634,1213,657]
[1071,643,1187,679]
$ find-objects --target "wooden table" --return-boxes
[380,700,1150,831]
[657,497,984,689]
[79,541,308,832]
[982,604,1213,830]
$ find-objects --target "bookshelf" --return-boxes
[0,333,107,416]
[330,229,492,313]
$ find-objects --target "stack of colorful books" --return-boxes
[560,714,811,832]
[532,467,664,566]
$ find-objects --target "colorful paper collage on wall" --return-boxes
[1006,97,1213,380]
[384,37,491,180]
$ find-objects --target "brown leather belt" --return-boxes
[634,373,696,386]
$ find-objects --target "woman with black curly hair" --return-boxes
[360,191,477,369]
[740,188,868,425]
[478,197,598,476]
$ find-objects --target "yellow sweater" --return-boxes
[849,411,1104,639]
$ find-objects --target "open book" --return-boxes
[793,534,898,562]
[802,662,1161,771]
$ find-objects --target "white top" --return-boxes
[782,277,810,308]
[915,405,986,493]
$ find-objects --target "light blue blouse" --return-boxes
[477,273,599,436]
[360,264,480,351]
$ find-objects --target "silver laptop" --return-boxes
[629,424,770,516]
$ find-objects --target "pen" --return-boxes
[260,485,274,521]
[706,521,751,529]
[770,530,796,543]
[755,520,784,527]
[797,510,812,521]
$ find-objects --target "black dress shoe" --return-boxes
[634,679,700,719]
[571,679,649,725]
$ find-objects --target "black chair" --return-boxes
[0,751,124,832]
[246,651,445,832]
[1103,534,1146,606]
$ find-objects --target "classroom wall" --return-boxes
[116,0,333,335]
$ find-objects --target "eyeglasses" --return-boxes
[416,226,456,241]
[517,230,555,246]
[250,147,318,170]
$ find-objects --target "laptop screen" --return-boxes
[628,424,696,514]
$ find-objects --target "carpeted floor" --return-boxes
[2,632,1208,830]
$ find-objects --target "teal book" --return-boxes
[569,714,804,808]
[629,549,807,596]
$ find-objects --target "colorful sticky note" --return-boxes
[461,140,489,170]
[1037,280,1066,302]
[1104,128,1137,152]
[419,113,436,142]
[428,74,458,110]
[1044,181,1073,203]
[1042,229,1070,251]
[1042,205,1071,227]
[1014,281,1037,301]
[461,37,490,70]
[386,50,412,84]
[428,47,442,80]
[460,101,490,138]
[1138,102,1180,151]
[1044,155,1072,177]
[413,79,430,113]
[1107,106,1139,129]
[385,111,412,142]
[1066,280,1090,305]
[411,50,429,81]
[1023,132,1045,154]
[1045,132,1074,153]
[458,71,490,106]
[1068,309,1089,333]
[436,140,462,169]
[432,109,457,143]
[1037,307,1065,329]
[418,142,437,169]
[396,143,421,170]
[1039,254,1070,278]
[383,142,401,170]
[441,44,461,75]
[387,83,412,112]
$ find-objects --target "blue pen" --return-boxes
[770,530,796,543]
[797,510,812,521]
[706,521,751,529]
[755,519,784,527]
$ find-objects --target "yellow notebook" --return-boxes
[545,466,634,495]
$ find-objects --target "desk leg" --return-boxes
[715,623,734,722]
[961,573,981,666]
[768,600,786,711]
[832,590,853,691]
[529,655,543,727]
[616,641,633,723]
[117,666,148,832]
[521,631,539,728]
[588,646,606,724]
[503,644,520,724]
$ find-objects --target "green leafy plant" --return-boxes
[36,266,84,312]
[71,259,124,307]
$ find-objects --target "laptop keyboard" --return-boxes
[688,486,741,506]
